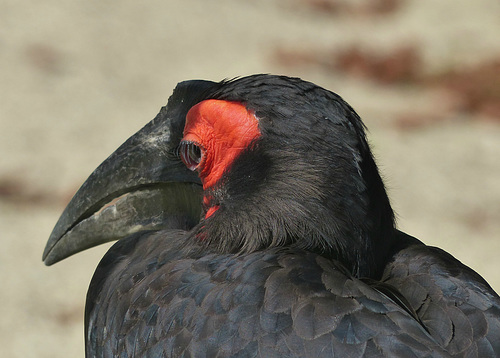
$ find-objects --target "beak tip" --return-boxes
[42,244,57,266]
[42,228,67,266]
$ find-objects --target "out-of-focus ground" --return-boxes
[1,0,499,356]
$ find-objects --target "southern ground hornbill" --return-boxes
[43,75,500,357]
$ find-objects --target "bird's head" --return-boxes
[43,75,395,278]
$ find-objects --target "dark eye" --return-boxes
[178,141,203,171]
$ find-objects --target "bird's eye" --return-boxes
[178,141,203,171]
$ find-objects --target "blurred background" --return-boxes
[1,0,499,356]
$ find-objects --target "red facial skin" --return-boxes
[182,99,261,218]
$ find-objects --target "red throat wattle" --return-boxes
[182,99,261,218]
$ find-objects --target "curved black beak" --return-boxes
[43,80,217,265]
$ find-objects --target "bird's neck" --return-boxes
[194,148,395,279]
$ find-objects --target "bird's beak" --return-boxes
[43,100,205,266]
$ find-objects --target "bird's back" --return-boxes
[382,231,500,357]
[85,230,458,357]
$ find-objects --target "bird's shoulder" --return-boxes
[382,231,500,357]
[86,230,449,357]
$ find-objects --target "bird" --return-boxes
[43,74,500,357]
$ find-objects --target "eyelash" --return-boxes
[177,141,203,171]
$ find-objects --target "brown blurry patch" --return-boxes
[0,176,43,204]
[423,59,500,121]
[461,208,498,234]
[392,58,500,127]
[334,46,422,84]
[274,45,423,85]
[274,43,500,125]
[25,43,64,74]
[53,305,84,326]
[293,0,403,16]
[0,175,65,207]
